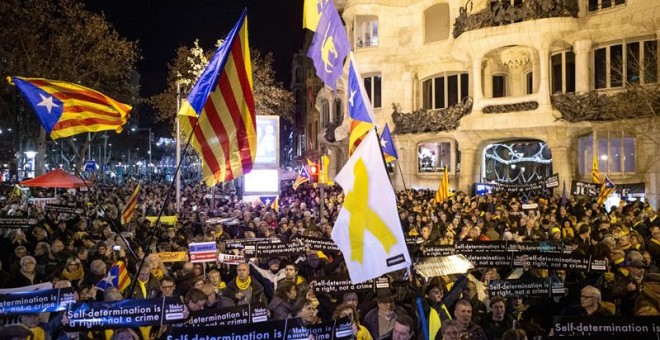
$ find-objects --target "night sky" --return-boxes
[84,0,306,98]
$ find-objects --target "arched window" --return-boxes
[422,72,469,109]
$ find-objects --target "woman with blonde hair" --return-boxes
[147,254,168,280]
[62,257,85,288]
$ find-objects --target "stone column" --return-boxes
[549,146,573,198]
[458,147,480,194]
[538,48,551,106]
[471,57,483,107]
[402,72,413,113]
[573,39,593,94]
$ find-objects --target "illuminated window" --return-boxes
[578,131,635,176]
[418,142,451,173]
[356,16,378,49]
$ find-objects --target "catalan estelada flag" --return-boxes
[303,0,327,31]
[592,155,602,184]
[380,123,398,163]
[597,176,616,206]
[293,166,310,191]
[178,10,256,187]
[347,54,375,155]
[120,182,140,225]
[7,77,130,139]
[96,261,131,293]
[435,166,450,203]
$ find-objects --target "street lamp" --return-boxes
[132,127,152,179]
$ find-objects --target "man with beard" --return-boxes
[363,289,408,339]
[606,258,647,315]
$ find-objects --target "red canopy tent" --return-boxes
[20,169,92,188]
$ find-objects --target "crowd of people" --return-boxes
[0,179,658,340]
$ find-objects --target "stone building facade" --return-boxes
[314,0,660,208]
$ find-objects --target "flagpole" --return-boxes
[72,168,139,263]
[175,81,182,213]
[396,161,408,191]
[127,115,201,298]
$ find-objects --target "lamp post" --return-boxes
[132,127,152,180]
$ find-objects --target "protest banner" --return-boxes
[224,238,280,257]
[157,252,188,263]
[218,253,245,265]
[44,204,83,214]
[311,275,375,295]
[165,317,354,340]
[508,242,567,254]
[414,255,474,279]
[255,241,306,258]
[0,282,52,294]
[28,197,58,209]
[553,316,660,339]
[420,245,454,257]
[488,278,565,299]
[455,241,509,253]
[182,303,268,327]
[145,215,177,226]
[0,217,37,228]
[511,253,606,272]
[292,235,340,252]
[65,297,185,331]
[0,287,75,315]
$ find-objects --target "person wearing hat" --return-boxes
[550,227,562,242]
[363,289,408,339]
[634,273,660,315]
[605,258,647,315]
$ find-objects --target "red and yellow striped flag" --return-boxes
[178,10,256,186]
[7,77,130,139]
[592,155,602,184]
[120,182,140,225]
[435,166,450,203]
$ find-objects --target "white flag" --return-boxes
[331,129,411,283]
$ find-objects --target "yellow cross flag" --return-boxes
[331,129,411,283]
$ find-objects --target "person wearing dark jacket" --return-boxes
[567,285,613,317]
[9,256,46,288]
[224,262,267,305]
[363,289,408,340]
[481,297,515,340]
[268,280,297,320]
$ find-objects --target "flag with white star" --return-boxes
[348,53,375,155]
[7,77,131,139]
[95,261,131,292]
[379,123,398,163]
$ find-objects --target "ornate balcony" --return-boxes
[392,98,473,134]
[453,0,579,39]
[550,87,660,122]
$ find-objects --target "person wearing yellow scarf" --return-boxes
[228,263,266,305]
[62,257,84,286]
[151,266,164,280]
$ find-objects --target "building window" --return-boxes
[422,73,469,109]
[424,3,450,44]
[551,51,576,93]
[418,142,451,173]
[594,39,657,89]
[356,16,378,49]
[363,74,381,109]
[492,74,507,98]
[578,131,635,176]
[333,98,343,124]
[525,71,534,94]
[588,0,626,12]
[321,100,330,126]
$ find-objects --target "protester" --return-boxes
[0,180,658,339]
